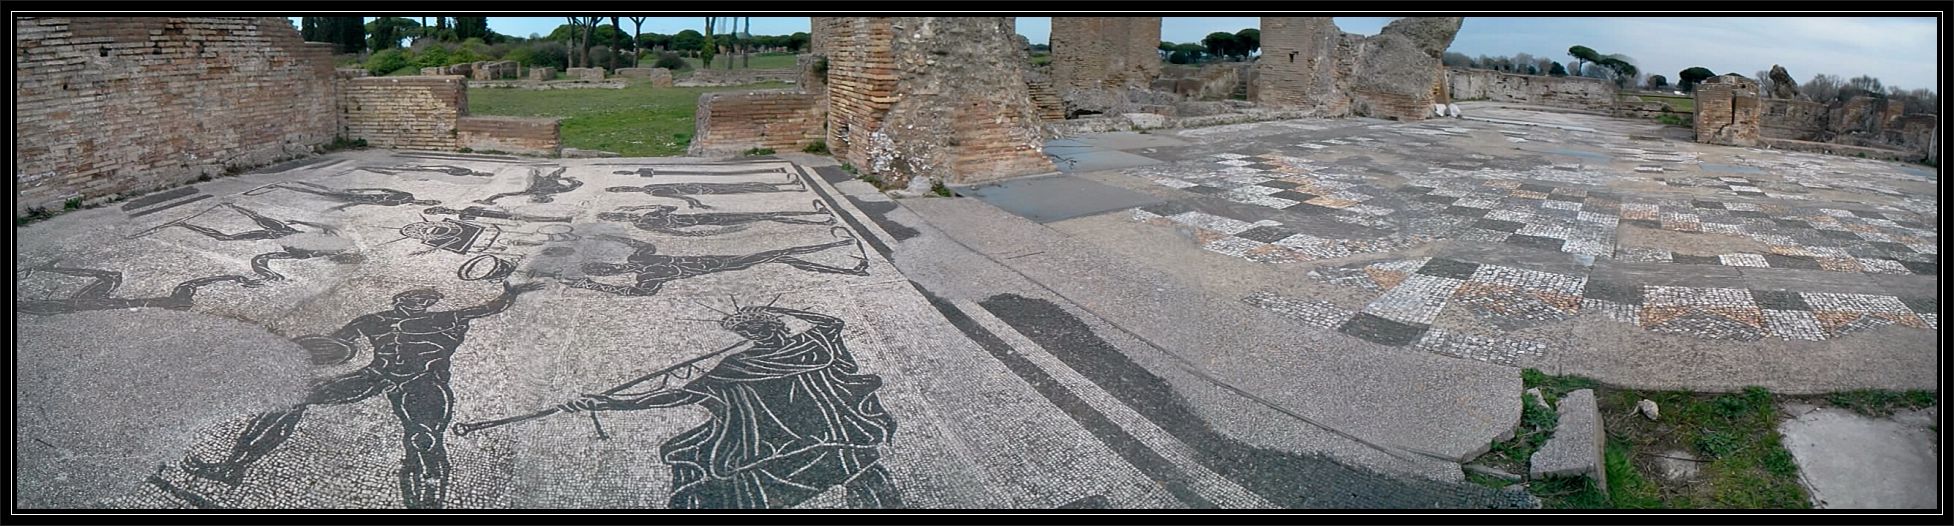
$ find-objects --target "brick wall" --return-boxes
[564,67,606,81]
[14,16,338,213]
[689,90,825,157]
[1049,17,1162,93]
[528,67,556,81]
[1446,68,1617,110]
[825,17,898,169]
[339,76,467,151]
[458,116,560,156]
[614,67,675,87]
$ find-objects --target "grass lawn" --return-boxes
[680,52,799,71]
[466,80,792,157]
[1627,93,1696,112]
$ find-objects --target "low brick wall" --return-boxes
[679,67,799,86]
[528,67,556,81]
[458,116,561,156]
[1762,138,1917,161]
[564,67,606,81]
[688,89,824,157]
[340,76,467,151]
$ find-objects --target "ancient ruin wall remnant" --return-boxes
[1255,17,1462,121]
[1693,74,1762,146]
[871,17,1054,186]
[14,17,339,213]
[1255,17,1354,116]
[826,17,1054,187]
[1767,64,1799,100]
[1049,17,1163,115]
[1447,68,1617,110]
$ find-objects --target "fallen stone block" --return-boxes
[1529,388,1606,493]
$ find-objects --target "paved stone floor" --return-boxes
[16,150,1532,509]
[1037,103,1936,392]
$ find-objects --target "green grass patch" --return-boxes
[931,180,953,197]
[1477,386,1559,476]
[385,65,422,77]
[1627,93,1696,112]
[681,52,799,71]
[1820,389,1937,417]
[802,141,830,155]
[1656,114,1689,127]
[466,81,791,157]
[1599,386,1810,509]
[742,147,776,157]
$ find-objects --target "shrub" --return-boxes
[653,51,686,70]
[802,142,829,155]
[64,197,82,210]
[742,147,776,157]
[365,48,411,76]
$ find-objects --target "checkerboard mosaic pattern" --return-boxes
[1296,257,1939,343]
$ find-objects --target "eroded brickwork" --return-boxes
[861,17,1053,186]
[340,76,467,151]
[824,17,899,169]
[688,90,825,157]
[1694,74,1762,147]
[14,16,338,212]
[1446,68,1616,110]
[1049,17,1162,111]
[1255,17,1461,121]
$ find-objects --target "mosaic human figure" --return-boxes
[557,305,902,509]
[557,230,867,297]
[139,203,338,240]
[602,173,806,210]
[475,167,583,205]
[183,281,545,509]
[16,266,262,316]
[595,200,834,237]
[260,181,441,211]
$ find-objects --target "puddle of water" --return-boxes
[1699,163,1764,175]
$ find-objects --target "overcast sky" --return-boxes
[298,16,1939,90]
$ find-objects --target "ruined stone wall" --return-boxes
[1693,74,1761,147]
[1049,17,1162,112]
[1024,71,1067,121]
[1760,98,1829,141]
[1446,68,1617,110]
[688,90,826,157]
[339,76,467,151]
[677,67,799,87]
[457,116,560,156]
[1255,17,1353,116]
[614,67,675,87]
[1346,17,1463,120]
[470,61,516,80]
[14,16,339,212]
[564,67,606,81]
[1256,17,1460,120]
[859,17,1053,186]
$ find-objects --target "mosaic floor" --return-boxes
[1115,107,1937,365]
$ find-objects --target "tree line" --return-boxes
[299,17,811,77]
[1155,28,1260,65]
